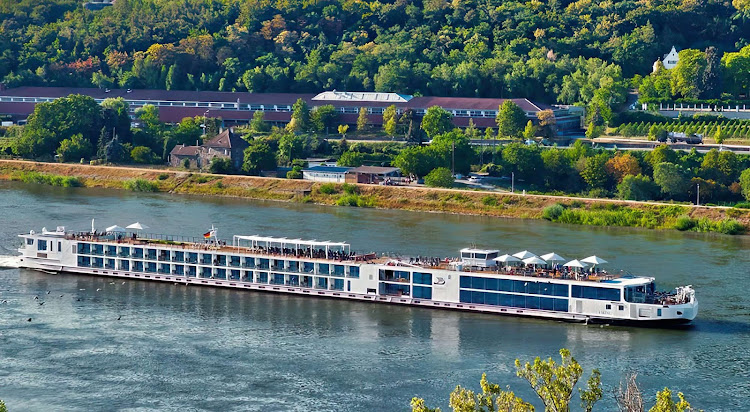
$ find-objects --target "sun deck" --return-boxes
[60,231,644,285]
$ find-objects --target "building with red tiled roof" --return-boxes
[0,86,583,132]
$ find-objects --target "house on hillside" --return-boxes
[169,145,202,168]
[200,129,250,169]
[168,129,249,169]
[653,46,680,72]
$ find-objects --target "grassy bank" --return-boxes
[0,159,748,235]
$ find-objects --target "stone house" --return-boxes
[168,129,250,170]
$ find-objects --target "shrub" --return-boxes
[13,171,82,187]
[214,181,224,189]
[342,183,358,194]
[673,215,695,231]
[194,176,209,183]
[157,173,169,180]
[482,195,498,206]
[733,202,750,209]
[335,194,375,207]
[130,146,157,164]
[542,203,565,220]
[424,167,454,188]
[124,178,158,192]
[318,183,338,194]
[286,169,302,179]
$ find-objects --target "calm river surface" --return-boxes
[0,182,748,411]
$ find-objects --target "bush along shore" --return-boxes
[0,160,747,235]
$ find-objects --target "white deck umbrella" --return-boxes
[581,256,608,265]
[523,256,547,270]
[540,252,566,264]
[105,225,126,233]
[493,254,521,263]
[522,256,547,266]
[126,222,150,231]
[563,259,588,270]
[513,250,537,260]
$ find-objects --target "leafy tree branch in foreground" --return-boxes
[411,349,697,412]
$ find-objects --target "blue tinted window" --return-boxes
[413,286,432,299]
[499,280,513,292]
[554,299,569,312]
[414,272,432,285]
[498,293,513,306]
[472,291,485,304]
[485,278,498,291]
[471,277,485,290]
[572,286,620,301]
[460,290,471,303]
[485,292,499,305]
[460,276,471,288]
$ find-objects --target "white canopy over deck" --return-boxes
[232,235,351,257]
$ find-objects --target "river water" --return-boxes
[0,182,748,411]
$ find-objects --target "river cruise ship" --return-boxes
[17,226,698,325]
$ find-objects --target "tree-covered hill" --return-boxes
[0,0,749,104]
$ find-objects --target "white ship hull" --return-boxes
[17,229,698,326]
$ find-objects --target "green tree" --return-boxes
[338,124,349,138]
[522,121,536,141]
[645,145,678,168]
[421,106,454,139]
[57,134,93,162]
[209,157,234,174]
[701,46,722,99]
[104,136,126,163]
[385,118,398,137]
[671,49,707,98]
[430,130,473,175]
[242,141,277,174]
[654,162,691,199]
[503,143,543,183]
[424,167,454,188]
[579,153,611,189]
[649,388,694,412]
[250,111,271,133]
[393,146,441,177]
[516,349,602,412]
[278,133,305,165]
[287,98,310,132]
[383,105,398,136]
[311,105,338,133]
[356,107,369,133]
[130,146,156,164]
[617,174,658,200]
[713,126,726,145]
[739,168,750,201]
[496,101,527,138]
[338,151,365,167]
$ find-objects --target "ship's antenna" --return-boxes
[91,218,95,233]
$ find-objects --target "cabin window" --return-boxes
[26,238,34,245]
[461,252,471,258]
[571,285,620,301]
[413,286,432,299]
[474,253,487,259]
[413,272,432,285]
[348,266,360,278]
[58,242,61,252]
[37,240,47,251]
[606,304,612,310]
[657,309,662,317]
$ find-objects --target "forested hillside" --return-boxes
[1,0,748,105]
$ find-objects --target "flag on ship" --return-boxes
[203,231,211,238]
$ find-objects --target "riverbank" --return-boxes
[1,159,748,234]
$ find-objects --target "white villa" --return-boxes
[653,46,680,72]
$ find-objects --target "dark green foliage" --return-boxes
[542,203,566,221]
[124,178,159,192]
[242,140,277,175]
[424,167,454,188]
[12,171,82,187]
[209,157,234,174]
[318,183,338,195]
[130,146,157,164]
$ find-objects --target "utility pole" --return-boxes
[696,183,700,206]
[512,171,515,193]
